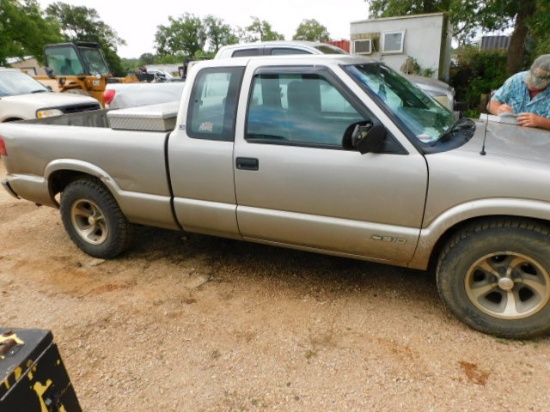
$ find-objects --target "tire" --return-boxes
[437,219,550,339]
[60,178,133,259]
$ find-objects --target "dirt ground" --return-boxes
[1,158,549,412]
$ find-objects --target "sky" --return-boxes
[37,0,371,58]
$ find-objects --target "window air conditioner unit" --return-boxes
[354,39,372,55]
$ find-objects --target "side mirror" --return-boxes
[351,119,387,154]
[45,67,56,79]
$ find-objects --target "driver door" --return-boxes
[234,67,428,265]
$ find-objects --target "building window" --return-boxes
[382,31,405,54]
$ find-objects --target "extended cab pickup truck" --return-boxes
[1,55,550,338]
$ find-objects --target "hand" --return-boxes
[516,112,542,128]
[496,104,514,115]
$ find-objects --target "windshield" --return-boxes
[45,45,86,75]
[45,44,110,76]
[79,46,110,75]
[345,63,455,144]
[0,70,48,96]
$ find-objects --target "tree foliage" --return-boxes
[367,0,507,44]
[242,17,285,42]
[450,46,509,115]
[138,53,155,66]
[203,15,238,53]
[293,19,330,42]
[0,0,63,65]
[366,0,549,73]
[155,13,206,58]
[45,2,127,76]
[530,0,550,57]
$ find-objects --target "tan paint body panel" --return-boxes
[3,56,550,270]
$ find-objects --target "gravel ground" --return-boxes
[1,159,549,411]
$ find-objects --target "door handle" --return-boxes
[236,157,259,171]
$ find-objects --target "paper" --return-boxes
[481,113,518,125]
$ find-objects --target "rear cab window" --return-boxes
[232,49,262,57]
[269,48,311,56]
[187,67,244,141]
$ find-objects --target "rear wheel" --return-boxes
[437,219,550,338]
[60,178,133,258]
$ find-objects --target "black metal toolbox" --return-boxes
[0,328,81,412]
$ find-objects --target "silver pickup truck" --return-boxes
[1,55,550,339]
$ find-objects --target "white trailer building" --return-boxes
[350,12,452,81]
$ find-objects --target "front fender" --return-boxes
[409,198,550,269]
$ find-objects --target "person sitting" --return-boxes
[60,58,74,75]
[488,54,550,130]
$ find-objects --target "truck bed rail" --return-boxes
[21,109,111,128]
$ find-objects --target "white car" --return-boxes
[0,67,100,122]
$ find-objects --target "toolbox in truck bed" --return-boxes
[107,101,179,132]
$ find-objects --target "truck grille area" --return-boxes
[62,103,101,114]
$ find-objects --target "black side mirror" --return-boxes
[45,67,56,79]
[351,119,387,154]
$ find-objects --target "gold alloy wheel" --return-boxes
[465,252,550,320]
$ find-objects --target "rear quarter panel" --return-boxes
[1,122,177,228]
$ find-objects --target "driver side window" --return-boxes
[246,72,366,148]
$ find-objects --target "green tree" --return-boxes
[293,19,330,42]
[138,53,155,66]
[45,2,127,76]
[243,17,285,42]
[155,13,206,58]
[366,0,548,73]
[450,46,509,114]
[495,0,541,73]
[0,0,63,65]
[203,15,238,53]
[367,0,491,44]
[530,1,550,57]
[154,54,181,64]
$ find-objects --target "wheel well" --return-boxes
[2,118,23,122]
[49,170,103,199]
[426,215,550,273]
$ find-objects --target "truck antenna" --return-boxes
[480,114,488,156]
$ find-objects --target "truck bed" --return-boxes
[0,102,178,214]
[22,109,111,127]
[20,101,179,133]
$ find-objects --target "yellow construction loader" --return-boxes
[35,42,139,107]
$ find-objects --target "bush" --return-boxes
[450,46,509,116]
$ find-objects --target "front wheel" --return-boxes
[437,219,550,339]
[60,178,133,258]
